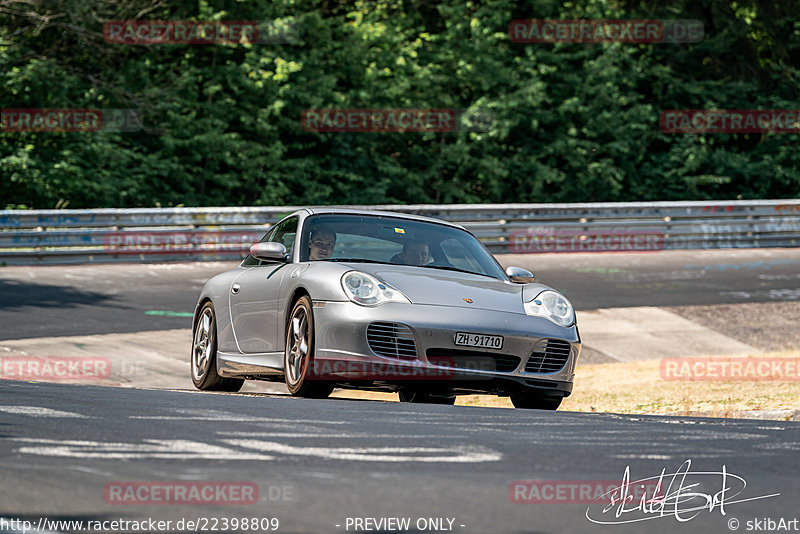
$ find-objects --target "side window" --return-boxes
[270,217,298,254]
[242,217,297,266]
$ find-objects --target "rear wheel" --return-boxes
[510,392,562,410]
[191,302,245,392]
[398,389,456,405]
[284,296,333,399]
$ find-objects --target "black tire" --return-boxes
[191,302,245,392]
[398,389,456,405]
[510,392,562,410]
[284,296,333,399]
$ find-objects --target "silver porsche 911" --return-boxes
[191,208,580,409]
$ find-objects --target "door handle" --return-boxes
[231,283,241,295]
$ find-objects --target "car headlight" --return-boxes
[341,271,411,306]
[524,290,575,327]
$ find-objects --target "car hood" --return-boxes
[349,264,526,313]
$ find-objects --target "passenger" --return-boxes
[393,241,429,266]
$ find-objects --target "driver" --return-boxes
[308,228,336,261]
[394,241,429,266]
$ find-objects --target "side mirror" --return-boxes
[506,266,535,284]
[250,242,288,262]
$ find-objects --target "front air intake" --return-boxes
[525,339,572,373]
[366,322,418,359]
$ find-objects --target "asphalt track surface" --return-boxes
[2,380,799,534]
[1,248,799,340]
[1,249,799,533]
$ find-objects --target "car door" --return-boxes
[229,217,297,354]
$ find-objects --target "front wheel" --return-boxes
[284,296,333,399]
[510,392,562,410]
[191,302,244,392]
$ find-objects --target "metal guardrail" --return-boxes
[0,200,798,265]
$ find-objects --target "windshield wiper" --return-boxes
[328,259,499,279]
[328,258,395,265]
[423,265,494,278]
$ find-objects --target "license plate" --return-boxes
[454,332,504,349]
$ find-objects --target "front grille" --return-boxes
[426,349,521,373]
[525,339,572,373]
[366,322,418,359]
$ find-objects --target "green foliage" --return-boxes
[1,0,799,209]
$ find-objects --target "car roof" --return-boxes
[300,207,466,230]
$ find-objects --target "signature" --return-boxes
[585,459,780,524]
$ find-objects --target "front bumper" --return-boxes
[311,300,580,397]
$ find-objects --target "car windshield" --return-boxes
[300,213,506,280]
